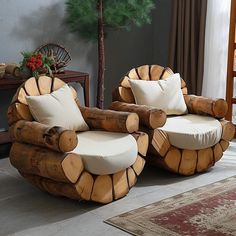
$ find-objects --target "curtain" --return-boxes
[168,0,207,95]
[202,0,231,99]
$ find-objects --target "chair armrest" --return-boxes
[79,106,139,133]
[184,95,228,119]
[9,120,78,152]
[110,101,166,129]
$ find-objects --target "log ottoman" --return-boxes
[7,76,148,203]
[111,64,235,176]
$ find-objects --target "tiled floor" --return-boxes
[0,141,235,236]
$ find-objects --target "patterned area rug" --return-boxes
[105,176,236,236]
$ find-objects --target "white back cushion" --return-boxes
[129,73,188,115]
[26,84,89,131]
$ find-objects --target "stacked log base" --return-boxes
[143,120,235,176]
[9,131,147,203]
[11,148,145,204]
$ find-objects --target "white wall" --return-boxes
[202,0,231,99]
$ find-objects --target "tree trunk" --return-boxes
[96,0,105,108]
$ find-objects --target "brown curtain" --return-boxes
[168,0,207,95]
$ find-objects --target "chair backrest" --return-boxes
[8,76,78,125]
[112,65,188,104]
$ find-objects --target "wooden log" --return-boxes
[181,87,188,95]
[10,142,83,183]
[127,167,137,188]
[22,173,81,200]
[128,68,139,80]
[79,106,139,133]
[24,77,40,96]
[160,67,173,79]
[184,95,228,119]
[220,139,229,152]
[147,147,182,174]
[220,120,235,141]
[52,77,65,91]
[12,87,28,105]
[9,120,77,152]
[164,147,182,173]
[91,175,113,204]
[113,170,129,200]
[7,102,33,126]
[141,127,170,157]
[112,87,135,103]
[110,101,167,129]
[74,171,94,201]
[131,131,149,156]
[179,150,198,176]
[132,155,145,176]
[137,65,150,80]
[38,76,52,94]
[213,143,223,162]
[120,75,138,88]
[197,148,214,172]
[180,79,186,88]
[150,65,165,80]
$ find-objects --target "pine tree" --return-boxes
[65,0,155,108]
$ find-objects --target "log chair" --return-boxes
[7,76,149,204]
[110,65,235,176]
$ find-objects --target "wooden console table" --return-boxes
[0,70,90,106]
[0,70,90,144]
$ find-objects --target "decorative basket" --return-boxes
[35,43,71,73]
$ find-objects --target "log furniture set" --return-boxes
[7,64,235,204]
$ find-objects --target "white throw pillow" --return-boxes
[129,73,188,115]
[26,84,89,131]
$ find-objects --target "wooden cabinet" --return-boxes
[226,0,236,128]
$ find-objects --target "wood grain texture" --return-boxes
[10,142,83,183]
[184,95,228,119]
[8,102,33,125]
[220,120,235,141]
[112,86,135,103]
[9,120,77,152]
[79,106,139,133]
[131,131,149,156]
[110,101,166,129]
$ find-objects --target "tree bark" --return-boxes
[96,0,105,108]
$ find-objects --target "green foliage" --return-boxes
[20,51,53,78]
[65,0,155,40]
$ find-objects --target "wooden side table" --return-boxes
[0,70,90,144]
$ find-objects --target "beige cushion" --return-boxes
[26,84,89,131]
[73,131,137,175]
[159,114,222,150]
[129,73,188,115]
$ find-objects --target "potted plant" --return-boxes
[20,51,54,78]
[65,0,155,108]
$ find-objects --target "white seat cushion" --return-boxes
[159,114,222,150]
[72,131,138,175]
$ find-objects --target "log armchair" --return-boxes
[7,76,148,204]
[111,65,235,176]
